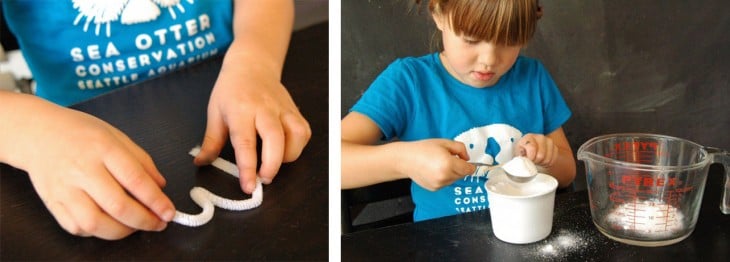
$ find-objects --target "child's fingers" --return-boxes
[195,108,228,167]
[519,135,558,167]
[63,189,137,240]
[455,160,477,176]
[255,111,285,185]
[83,173,168,232]
[518,137,537,160]
[533,138,548,164]
[101,151,175,224]
[533,137,555,166]
[542,139,555,165]
[547,144,559,168]
[45,198,92,237]
[444,140,470,160]
[281,112,311,163]
[136,151,166,188]
[229,118,259,194]
[111,129,167,187]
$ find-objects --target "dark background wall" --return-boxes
[342,0,730,189]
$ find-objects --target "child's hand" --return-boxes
[516,133,559,168]
[194,63,311,194]
[397,139,475,191]
[10,103,175,240]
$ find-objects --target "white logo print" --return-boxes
[72,0,195,37]
[454,124,522,181]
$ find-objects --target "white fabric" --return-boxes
[172,146,263,227]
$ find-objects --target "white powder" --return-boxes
[605,200,685,238]
[556,234,577,246]
[534,229,590,258]
[502,156,537,177]
[486,178,552,196]
[539,244,557,255]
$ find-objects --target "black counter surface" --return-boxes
[342,164,729,261]
[1,23,329,261]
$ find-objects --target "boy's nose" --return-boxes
[477,44,500,68]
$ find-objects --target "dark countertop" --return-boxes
[1,22,328,260]
[342,164,729,261]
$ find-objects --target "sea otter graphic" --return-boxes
[72,0,195,37]
[454,124,522,181]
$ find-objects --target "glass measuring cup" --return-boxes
[577,133,730,247]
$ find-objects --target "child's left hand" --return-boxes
[194,62,311,194]
[516,133,558,168]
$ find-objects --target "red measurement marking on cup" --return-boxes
[603,141,670,165]
[613,141,659,152]
[621,175,678,187]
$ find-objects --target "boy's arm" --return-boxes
[341,112,475,190]
[226,0,293,78]
[544,128,576,188]
[341,112,405,189]
[194,0,311,194]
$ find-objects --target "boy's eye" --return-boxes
[464,39,479,44]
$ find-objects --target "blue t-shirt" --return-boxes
[3,0,234,106]
[351,53,571,221]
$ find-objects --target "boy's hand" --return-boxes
[194,63,311,194]
[14,105,175,240]
[397,139,476,191]
[516,133,559,168]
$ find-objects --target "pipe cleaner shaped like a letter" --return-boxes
[172,146,263,227]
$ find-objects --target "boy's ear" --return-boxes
[431,13,446,31]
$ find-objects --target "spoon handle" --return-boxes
[468,162,502,171]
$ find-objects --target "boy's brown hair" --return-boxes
[417,0,543,46]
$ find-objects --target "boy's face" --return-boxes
[434,15,522,88]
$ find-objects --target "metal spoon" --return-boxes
[470,159,537,183]
[469,162,502,172]
[501,156,538,183]
[504,171,537,183]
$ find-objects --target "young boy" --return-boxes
[0,0,311,239]
[342,0,576,221]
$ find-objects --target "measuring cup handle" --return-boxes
[706,147,730,215]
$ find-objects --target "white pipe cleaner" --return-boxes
[172,146,263,227]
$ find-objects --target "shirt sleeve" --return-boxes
[536,61,572,134]
[350,59,414,141]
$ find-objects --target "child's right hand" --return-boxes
[395,139,476,191]
[1,94,175,240]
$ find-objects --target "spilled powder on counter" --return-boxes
[533,229,591,259]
